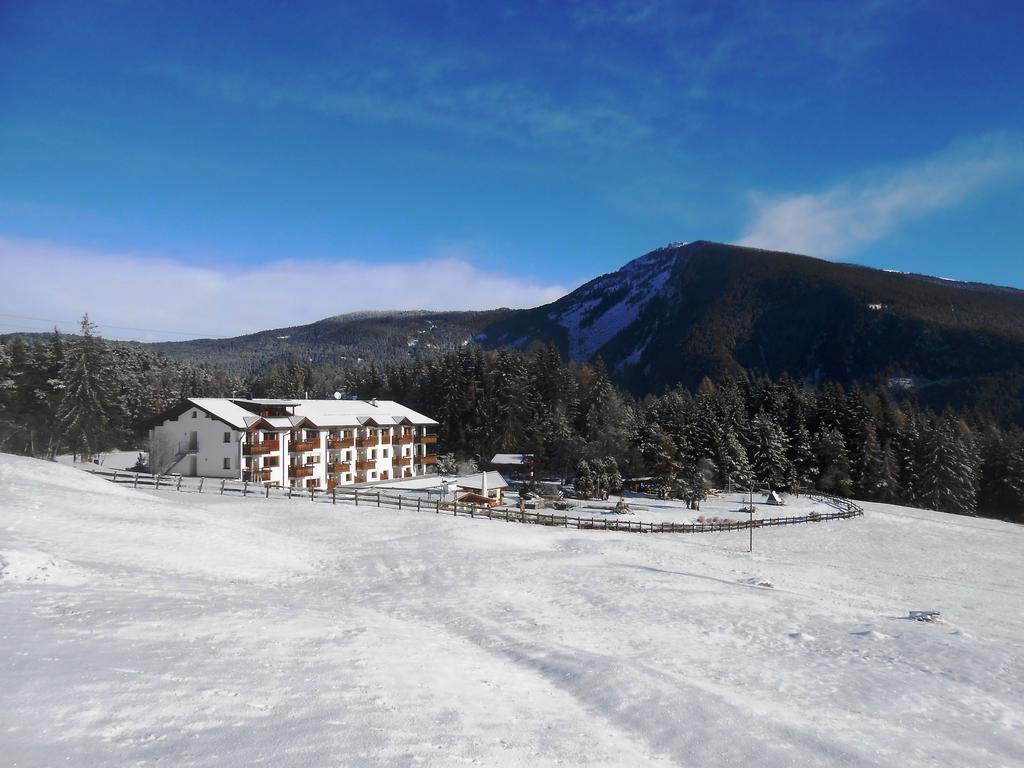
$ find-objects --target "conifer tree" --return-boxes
[816,428,853,496]
[749,411,791,490]
[574,459,595,500]
[917,415,978,515]
[57,315,114,460]
[856,423,885,499]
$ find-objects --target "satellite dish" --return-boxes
[333,391,342,400]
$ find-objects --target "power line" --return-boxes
[0,313,229,339]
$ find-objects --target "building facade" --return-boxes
[147,397,439,489]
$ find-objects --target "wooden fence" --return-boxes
[84,466,863,534]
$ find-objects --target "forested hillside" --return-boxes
[480,241,1024,403]
[4,316,1024,522]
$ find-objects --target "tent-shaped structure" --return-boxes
[765,490,785,506]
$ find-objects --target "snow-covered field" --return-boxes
[2,453,1023,767]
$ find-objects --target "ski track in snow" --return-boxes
[2,453,1023,766]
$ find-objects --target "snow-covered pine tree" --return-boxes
[816,428,853,496]
[722,428,753,491]
[856,423,885,499]
[602,457,623,495]
[916,415,979,515]
[789,418,818,490]
[57,315,115,461]
[574,459,595,500]
[875,440,903,504]
[749,411,791,490]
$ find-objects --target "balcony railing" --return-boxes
[289,466,314,478]
[355,474,367,484]
[417,454,438,465]
[243,469,272,482]
[356,437,378,448]
[328,462,349,474]
[391,434,413,445]
[289,440,316,452]
[394,456,412,467]
[243,442,276,455]
[328,437,355,449]
[420,434,438,444]
[355,459,376,471]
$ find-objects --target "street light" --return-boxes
[746,478,760,553]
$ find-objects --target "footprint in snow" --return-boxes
[851,629,890,640]
[787,631,816,642]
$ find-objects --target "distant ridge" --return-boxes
[477,240,1024,396]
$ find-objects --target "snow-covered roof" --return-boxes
[184,398,437,429]
[291,399,437,427]
[490,453,533,465]
[456,471,509,491]
[188,398,261,430]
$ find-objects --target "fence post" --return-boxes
[417,498,421,512]
[155,475,161,490]
[332,488,336,505]
[176,476,182,492]
[398,496,402,510]
[310,488,315,502]
[133,473,139,488]
[436,500,439,514]
[287,485,292,499]
[112,470,118,484]
[377,491,381,508]
[266,484,270,499]
[354,489,358,506]
[198,478,204,493]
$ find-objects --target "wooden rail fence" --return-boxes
[84,467,863,534]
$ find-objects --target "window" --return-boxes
[223,432,231,443]
[223,457,231,470]
[192,411,197,419]
[382,448,389,458]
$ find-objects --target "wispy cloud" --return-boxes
[160,57,650,151]
[0,237,568,341]
[737,134,1024,258]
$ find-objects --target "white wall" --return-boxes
[153,407,241,479]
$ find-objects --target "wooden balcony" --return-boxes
[356,437,378,448]
[289,440,316,452]
[355,459,376,471]
[420,434,438,445]
[417,454,438,465]
[328,437,355,449]
[391,434,413,445]
[355,475,367,484]
[394,456,412,467]
[244,469,272,482]
[289,465,314,478]
[243,442,276,455]
[328,462,349,474]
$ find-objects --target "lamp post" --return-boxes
[747,479,758,553]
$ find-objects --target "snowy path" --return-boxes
[2,454,1023,766]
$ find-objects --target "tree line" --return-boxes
[2,324,1022,521]
[254,342,1024,521]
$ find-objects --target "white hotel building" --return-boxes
[147,397,439,489]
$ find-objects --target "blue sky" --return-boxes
[1,1,1023,339]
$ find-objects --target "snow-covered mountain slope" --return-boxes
[480,243,683,362]
[2,453,1023,767]
[478,240,1024,398]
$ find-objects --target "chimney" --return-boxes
[481,471,488,499]
[371,397,377,407]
